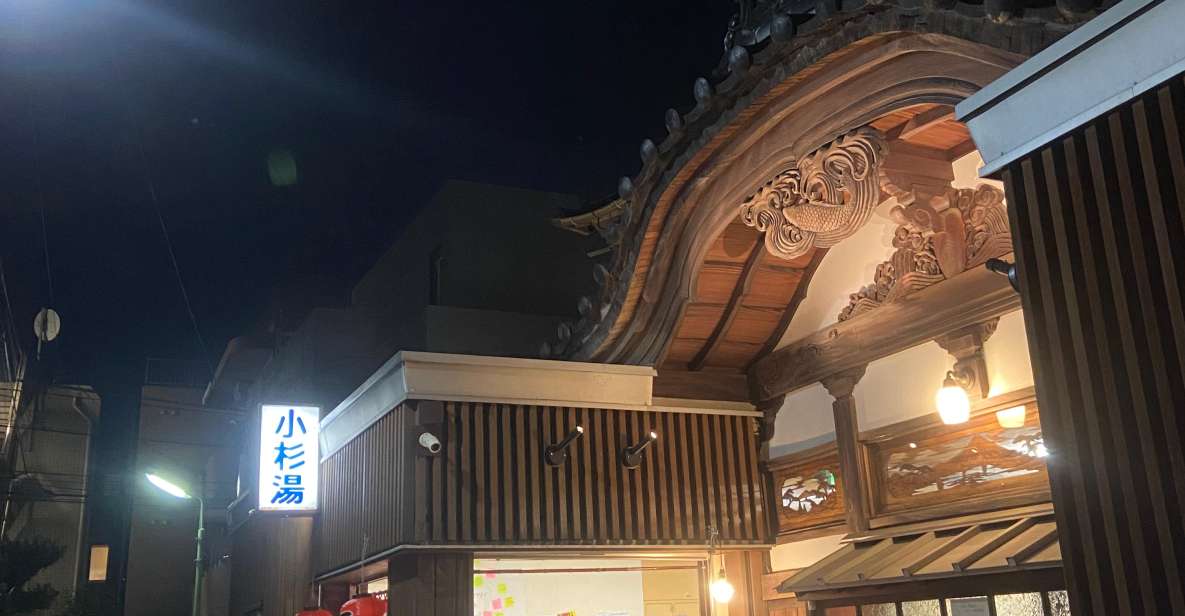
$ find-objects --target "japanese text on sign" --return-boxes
[258,405,319,511]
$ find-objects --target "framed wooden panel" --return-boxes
[769,443,846,538]
[865,391,1050,526]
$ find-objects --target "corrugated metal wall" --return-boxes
[1001,74,1185,615]
[316,402,767,576]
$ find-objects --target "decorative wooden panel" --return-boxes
[316,402,768,576]
[867,397,1050,522]
[768,444,845,537]
[1001,74,1185,615]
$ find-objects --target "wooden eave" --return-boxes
[779,511,1063,599]
[551,0,1080,379]
[551,198,629,237]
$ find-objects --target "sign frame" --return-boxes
[257,403,321,514]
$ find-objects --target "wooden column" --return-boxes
[388,552,473,616]
[756,395,787,541]
[999,76,1185,615]
[821,366,868,533]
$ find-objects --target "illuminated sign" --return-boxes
[258,405,320,512]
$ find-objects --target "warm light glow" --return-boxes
[145,473,190,499]
[649,431,658,440]
[996,405,1026,428]
[709,575,735,603]
[88,545,109,582]
[936,385,971,425]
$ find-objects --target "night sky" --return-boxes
[0,0,729,586]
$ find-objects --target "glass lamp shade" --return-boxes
[996,405,1027,428]
[709,575,735,603]
[936,384,971,425]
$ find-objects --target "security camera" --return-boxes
[418,432,442,455]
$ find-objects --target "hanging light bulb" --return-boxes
[705,524,733,604]
[936,371,971,425]
[995,405,1026,428]
[709,572,735,603]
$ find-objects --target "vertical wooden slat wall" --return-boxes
[1001,74,1185,615]
[316,402,768,576]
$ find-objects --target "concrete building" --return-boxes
[157,181,595,616]
[124,364,240,616]
[0,378,101,613]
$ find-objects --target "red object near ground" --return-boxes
[339,594,387,616]
[295,610,333,616]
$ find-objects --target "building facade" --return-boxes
[125,367,241,616]
[195,0,1185,614]
[0,376,102,613]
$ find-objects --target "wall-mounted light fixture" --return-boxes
[544,426,584,466]
[934,321,996,425]
[620,430,657,469]
[936,370,972,425]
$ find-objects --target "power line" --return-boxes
[108,49,214,380]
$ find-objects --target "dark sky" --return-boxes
[0,0,731,570]
[0,0,730,384]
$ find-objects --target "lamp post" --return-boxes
[145,472,205,616]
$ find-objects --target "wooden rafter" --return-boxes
[885,106,956,142]
[688,241,766,371]
[747,248,827,372]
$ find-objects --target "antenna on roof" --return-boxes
[33,307,60,360]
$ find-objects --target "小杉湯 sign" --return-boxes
[258,405,320,512]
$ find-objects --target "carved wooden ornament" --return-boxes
[839,184,1010,321]
[740,128,888,261]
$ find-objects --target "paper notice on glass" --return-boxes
[949,597,991,616]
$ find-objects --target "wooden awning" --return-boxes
[780,513,1062,600]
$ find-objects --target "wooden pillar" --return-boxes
[821,366,868,533]
[387,552,473,616]
[999,77,1185,615]
[755,394,787,541]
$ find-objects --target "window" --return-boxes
[88,545,109,582]
[843,592,1070,616]
[769,444,846,536]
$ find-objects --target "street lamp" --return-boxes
[144,472,204,616]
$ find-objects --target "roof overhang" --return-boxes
[779,510,1063,602]
[957,0,1184,175]
[318,351,759,460]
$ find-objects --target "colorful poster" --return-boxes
[472,567,523,616]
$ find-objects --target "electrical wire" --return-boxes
[108,49,214,380]
[21,30,56,362]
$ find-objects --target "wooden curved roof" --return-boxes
[540,0,1087,399]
